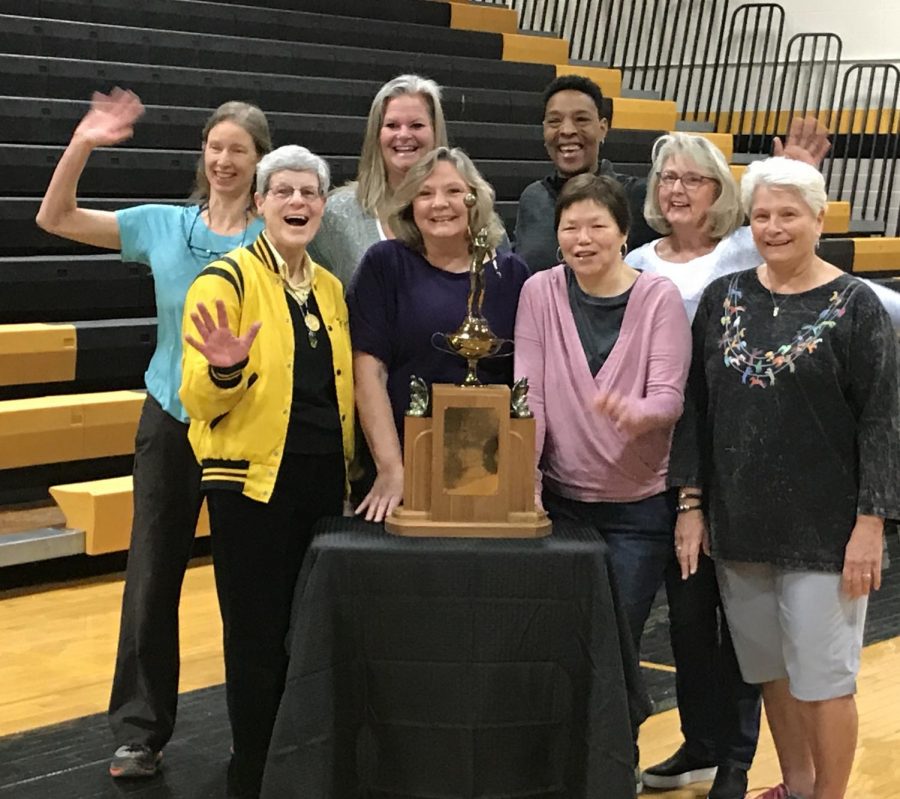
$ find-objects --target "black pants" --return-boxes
[208,451,345,799]
[665,554,762,769]
[108,395,203,752]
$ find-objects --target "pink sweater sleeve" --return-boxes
[630,279,692,431]
[513,278,547,496]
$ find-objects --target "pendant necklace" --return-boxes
[763,269,789,318]
[284,268,319,349]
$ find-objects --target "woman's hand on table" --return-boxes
[355,462,404,523]
[185,299,261,368]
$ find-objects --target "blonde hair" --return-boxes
[741,156,828,217]
[354,75,449,215]
[388,147,505,254]
[189,101,272,207]
[644,132,744,239]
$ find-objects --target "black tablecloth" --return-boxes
[261,518,649,799]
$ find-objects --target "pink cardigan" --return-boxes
[514,266,691,503]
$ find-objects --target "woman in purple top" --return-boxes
[347,147,530,522]
[514,173,691,774]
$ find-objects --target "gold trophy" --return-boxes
[442,193,508,386]
[385,193,551,538]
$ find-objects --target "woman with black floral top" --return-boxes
[668,157,900,799]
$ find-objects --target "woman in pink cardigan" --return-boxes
[514,171,691,685]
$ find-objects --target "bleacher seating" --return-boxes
[0,0,897,568]
[50,476,209,555]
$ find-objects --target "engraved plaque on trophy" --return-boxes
[385,194,551,538]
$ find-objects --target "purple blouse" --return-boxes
[347,240,530,440]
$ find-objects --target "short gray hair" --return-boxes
[256,145,330,196]
[387,147,505,253]
[644,133,744,239]
[741,156,827,217]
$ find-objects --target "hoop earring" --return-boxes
[620,243,628,259]
[556,246,564,264]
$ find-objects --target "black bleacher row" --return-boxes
[0,97,654,163]
[1,0,500,60]
[0,146,645,212]
[0,13,542,91]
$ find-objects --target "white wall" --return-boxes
[781,2,899,64]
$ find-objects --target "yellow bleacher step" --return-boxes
[851,238,900,272]
[0,390,145,470]
[555,64,622,98]
[672,131,734,163]
[823,201,851,235]
[502,32,569,65]
[449,1,517,34]
[613,97,678,132]
[50,475,210,555]
[0,323,76,387]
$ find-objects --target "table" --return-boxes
[261,518,649,799]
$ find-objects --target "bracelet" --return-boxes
[678,490,703,501]
[676,503,703,513]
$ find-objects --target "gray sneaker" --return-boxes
[109,745,161,778]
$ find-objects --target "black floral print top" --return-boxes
[669,268,900,571]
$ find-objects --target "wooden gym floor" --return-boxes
[1,542,898,797]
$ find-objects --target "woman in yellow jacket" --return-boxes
[180,145,353,799]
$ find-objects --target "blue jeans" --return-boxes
[542,488,675,655]
[665,554,761,769]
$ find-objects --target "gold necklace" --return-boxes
[283,265,319,348]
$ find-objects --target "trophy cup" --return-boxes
[441,195,507,386]
[385,194,551,538]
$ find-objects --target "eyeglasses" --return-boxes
[183,204,248,261]
[657,171,717,190]
[266,184,322,203]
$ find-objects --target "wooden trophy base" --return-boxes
[385,384,551,539]
[386,508,551,538]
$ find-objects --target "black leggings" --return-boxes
[208,451,345,799]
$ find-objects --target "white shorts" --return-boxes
[716,561,867,701]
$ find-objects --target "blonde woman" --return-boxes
[346,147,529,521]
[309,74,449,284]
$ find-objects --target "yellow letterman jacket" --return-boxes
[179,232,354,503]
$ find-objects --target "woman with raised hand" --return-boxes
[309,74,449,285]
[36,88,271,780]
[346,146,529,522]
[670,157,900,799]
[180,145,353,799]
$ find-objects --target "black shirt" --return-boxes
[513,159,657,273]
[566,266,633,377]
[669,269,900,571]
[284,290,343,455]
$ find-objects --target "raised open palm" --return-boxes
[185,299,261,368]
[74,87,145,149]
[773,115,831,166]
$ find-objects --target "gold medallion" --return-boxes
[304,313,321,333]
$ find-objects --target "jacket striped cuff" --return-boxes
[209,357,249,389]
